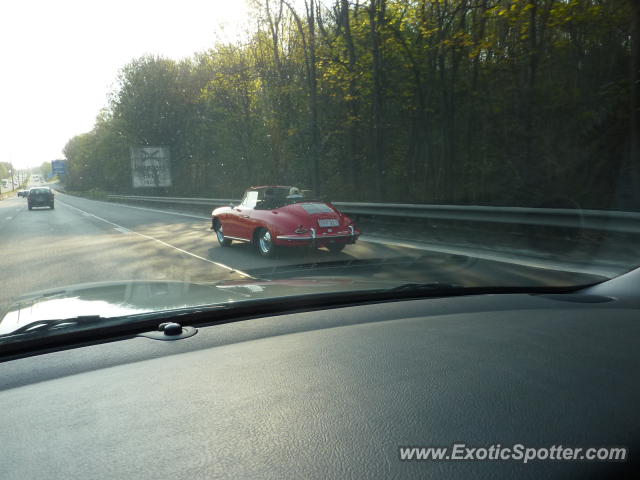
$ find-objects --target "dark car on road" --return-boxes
[27,187,54,210]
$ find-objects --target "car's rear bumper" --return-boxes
[276,226,360,247]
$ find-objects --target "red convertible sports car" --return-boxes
[211,186,361,257]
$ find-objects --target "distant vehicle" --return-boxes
[1,179,9,189]
[17,190,29,198]
[211,186,360,257]
[27,187,54,210]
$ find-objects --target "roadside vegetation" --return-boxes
[63,0,637,209]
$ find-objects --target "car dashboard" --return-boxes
[1,271,639,479]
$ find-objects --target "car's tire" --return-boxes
[215,223,232,247]
[327,243,346,253]
[50,203,54,210]
[256,228,277,258]
[28,204,32,210]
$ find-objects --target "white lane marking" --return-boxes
[58,193,209,220]
[360,235,619,277]
[59,200,252,278]
[5,216,12,220]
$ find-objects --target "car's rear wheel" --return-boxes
[256,228,276,257]
[50,203,54,210]
[216,223,232,247]
[28,204,32,210]
[327,243,346,253]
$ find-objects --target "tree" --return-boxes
[62,0,634,210]
[39,161,52,178]
[0,162,11,180]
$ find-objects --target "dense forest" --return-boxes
[63,0,638,209]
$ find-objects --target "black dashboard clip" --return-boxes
[137,322,198,341]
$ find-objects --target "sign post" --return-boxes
[51,159,67,178]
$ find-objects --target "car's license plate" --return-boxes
[318,219,339,227]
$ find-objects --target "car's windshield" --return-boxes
[249,186,316,209]
[0,0,638,340]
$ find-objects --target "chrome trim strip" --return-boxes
[225,235,251,242]
[318,233,353,238]
[276,235,313,240]
[276,231,354,240]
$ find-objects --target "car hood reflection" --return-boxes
[0,277,392,335]
[0,253,607,335]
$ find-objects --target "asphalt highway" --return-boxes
[0,191,617,310]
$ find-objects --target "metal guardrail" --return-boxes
[107,195,235,207]
[106,194,640,234]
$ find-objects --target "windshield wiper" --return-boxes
[7,315,104,336]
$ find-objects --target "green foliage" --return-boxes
[39,161,52,178]
[63,0,634,208]
[0,162,11,180]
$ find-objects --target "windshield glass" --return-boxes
[0,0,638,340]
[250,186,317,209]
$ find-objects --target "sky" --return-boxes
[0,0,251,169]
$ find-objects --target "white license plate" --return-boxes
[318,219,339,227]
